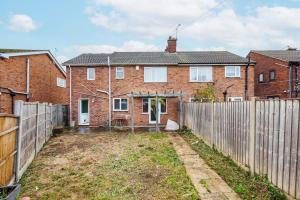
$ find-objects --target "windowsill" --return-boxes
[144,82,168,83]
[113,110,129,112]
[87,79,95,81]
[142,112,148,115]
[189,81,214,83]
[225,76,241,78]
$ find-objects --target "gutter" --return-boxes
[108,56,112,128]
[69,65,73,127]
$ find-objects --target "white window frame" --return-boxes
[56,77,66,88]
[116,67,124,79]
[228,97,243,102]
[225,66,241,78]
[113,98,128,111]
[189,66,213,82]
[144,67,167,83]
[87,68,95,80]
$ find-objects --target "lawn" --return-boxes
[19,131,199,200]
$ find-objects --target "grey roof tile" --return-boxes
[252,50,300,62]
[63,51,249,66]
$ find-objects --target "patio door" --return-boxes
[79,99,89,125]
[149,98,160,124]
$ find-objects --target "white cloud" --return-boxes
[86,0,300,50]
[66,40,160,54]
[8,14,37,32]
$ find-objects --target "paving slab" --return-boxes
[169,134,241,200]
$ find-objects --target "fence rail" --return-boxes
[184,99,300,199]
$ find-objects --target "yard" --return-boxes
[19,130,199,200]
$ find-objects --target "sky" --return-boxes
[1,0,300,63]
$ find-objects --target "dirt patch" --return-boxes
[19,131,199,200]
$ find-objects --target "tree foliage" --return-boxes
[194,84,216,102]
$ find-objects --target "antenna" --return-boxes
[175,24,181,39]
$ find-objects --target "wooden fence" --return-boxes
[184,99,300,199]
[0,100,67,187]
[13,101,67,181]
[0,115,18,186]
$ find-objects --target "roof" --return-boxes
[0,49,43,53]
[63,51,250,66]
[0,49,66,76]
[251,50,300,62]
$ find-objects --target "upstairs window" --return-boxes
[269,70,275,81]
[144,67,167,82]
[116,67,124,79]
[87,68,95,80]
[225,66,240,77]
[56,78,66,88]
[113,98,128,111]
[259,73,264,83]
[190,66,212,82]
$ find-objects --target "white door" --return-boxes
[149,98,160,124]
[79,99,89,125]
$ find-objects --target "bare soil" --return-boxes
[19,130,199,200]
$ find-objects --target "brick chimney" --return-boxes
[165,36,177,53]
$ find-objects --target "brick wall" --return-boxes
[0,54,67,114]
[68,64,254,127]
[249,52,290,99]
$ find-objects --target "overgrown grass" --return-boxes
[179,128,287,200]
[19,132,199,200]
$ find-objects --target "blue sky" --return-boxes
[1,0,300,62]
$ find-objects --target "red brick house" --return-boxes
[249,49,300,99]
[0,49,67,114]
[64,37,255,127]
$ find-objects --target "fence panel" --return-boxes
[0,115,18,186]
[14,101,67,181]
[184,99,300,198]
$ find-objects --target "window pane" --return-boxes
[144,67,152,82]
[121,99,128,110]
[144,67,167,82]
[198,67,212,82]
[226,66,236,77]
[190,67,197,81]
[88,68,95,80]
[114,99,120,110]
[116,67,124,79]
[160,99,166,113]
[259,73,264,82]
[142,98,148,113]
[270,71,275,80]
[81,100,88,113]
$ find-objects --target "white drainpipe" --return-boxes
[108,56,112,128]
[26,58,30,99]
[69,65,73,127]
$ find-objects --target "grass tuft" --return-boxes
[179,127,287,200]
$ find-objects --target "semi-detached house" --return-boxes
[64,37,255,127]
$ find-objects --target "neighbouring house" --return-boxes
[63,37,255,127]
[0,49,67,114]
[249,48,300,99]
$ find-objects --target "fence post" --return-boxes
[211,101,214,146]
[249,97,256,174]
[35,103,39,156]
[14,100,23,182]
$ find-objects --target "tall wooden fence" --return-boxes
[184,99,300,199]
[0,115,18,186]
